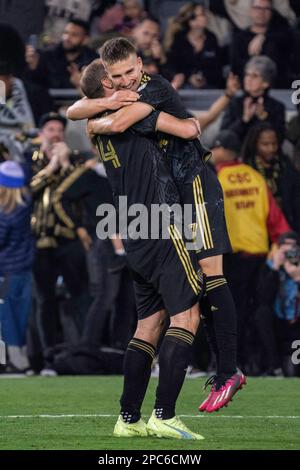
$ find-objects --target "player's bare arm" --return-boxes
[155,113,201,139]
[196,72,240,130]
[66,90,140,120]
[87,101,201,139]
[87,102,154,135]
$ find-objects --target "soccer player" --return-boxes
[76,59,205,440]
[68,39,246,412]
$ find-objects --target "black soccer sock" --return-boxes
[200,297,220,374]
[206,276,237,386]
[120,338,156,424]
[155,327,195,420]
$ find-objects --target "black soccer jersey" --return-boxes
[137,73,231,259]
[138,73,211,186]
[94,114,180,250]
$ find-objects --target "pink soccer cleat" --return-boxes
[198,375,216,412]
[205,369,246,413]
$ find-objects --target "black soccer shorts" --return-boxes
[180,163,232,261]
[127,228,203,320]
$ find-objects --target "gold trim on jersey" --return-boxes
[193,175,213,250]
[168,224,200,295]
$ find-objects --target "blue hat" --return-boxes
[0,161,25,188]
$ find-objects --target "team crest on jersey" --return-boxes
[137,72,151,92]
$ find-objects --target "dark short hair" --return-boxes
[101,37,137,65]
[80,59,106,98]
[139,15,160,27]
[68,19,90,35]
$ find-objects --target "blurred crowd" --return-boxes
[0,0,300,378]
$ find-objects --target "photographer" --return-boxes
[257,232,300,376]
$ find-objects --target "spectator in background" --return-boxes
[257,232,300,377]
[242,123,300,234]
[208,0,296,31]
[287,104,300,147]
[0,25,53,124]
[43,0,101,46]
[294,140,300,174]
[25,19,98,89]
[30,113,89,374]
[221,56,285,142]
[131,16,168,75]
[121,0,147,34]
[230,0,291,87]
[164,2,223,89]
[94,1,125,35]
[0,60,35,135]
[0,24,25,78]
[211,129,290,374]
[0,161,34,372]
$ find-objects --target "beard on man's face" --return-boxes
[62,42,83,54]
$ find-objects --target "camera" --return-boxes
[285,246,300,266]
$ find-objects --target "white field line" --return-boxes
[0,414,299,419]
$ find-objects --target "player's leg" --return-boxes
[199,254,237,382]
[114,266,167,438]
[147,235,205,440]
[192,167,245,411]
[154,304,200,419]
[120,310,166,419]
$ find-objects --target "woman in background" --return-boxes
[0,161,34,371]
[242,123,300,234]
[164,1,223,89]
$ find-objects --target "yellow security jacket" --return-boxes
[216,161,290,254]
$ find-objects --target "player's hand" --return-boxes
[25,45,39,70]
[77,227,93,251]
[87,119,96,136]
[188,117,201,137]
[106,90,140,110]
[248,34,265,56]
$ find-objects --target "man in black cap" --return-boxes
[29,112,90,374]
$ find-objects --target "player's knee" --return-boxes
[170,305,200,335]
[199,255,223,276]
[134,310,167,345]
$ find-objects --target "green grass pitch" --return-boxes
[0,376,299,450]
